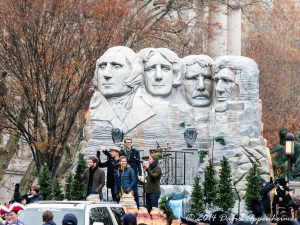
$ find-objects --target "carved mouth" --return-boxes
[152,84,165,87]
[217,97,228,101]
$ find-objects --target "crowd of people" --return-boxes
[93,137,162,212]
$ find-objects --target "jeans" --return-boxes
[133,183,139,208]
[146,193,160,213]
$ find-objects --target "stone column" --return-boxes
[208,2,241,57]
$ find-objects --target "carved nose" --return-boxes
[216,83,225,93]
[155,66,163,81]
[196,77,205,91]
[103,66,112,79]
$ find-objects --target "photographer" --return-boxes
[97,145,120,202]
[260,177,276,216]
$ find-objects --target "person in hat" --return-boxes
[62,213,77,225]
[143,153,162,213]
[277,186,298,218]
[96,145,120,202]
[122,213,137,225]
[5,211,25,225]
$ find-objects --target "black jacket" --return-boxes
[120,147,142,176]
[260,182,275,214]
[98,151,119,189]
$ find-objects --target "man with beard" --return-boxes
[79,156,105,200]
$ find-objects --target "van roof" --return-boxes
[25,201,122,210]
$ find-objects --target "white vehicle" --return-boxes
[18,201,125,225]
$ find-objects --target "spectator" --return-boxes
[62,213,77,225]
[114,156,136,202]
[144,153,162,213]
[5,211,25,225]
[209,211,228,225]
[260,177,276,216]
[97,145,120,202]
[120,138,141,207]
[79,156,105,200]
[42,210,56,225]
[27,185,43,204]
[249,199,271,225]
[122,213,137,225]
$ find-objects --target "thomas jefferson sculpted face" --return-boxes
[139,48,182,97]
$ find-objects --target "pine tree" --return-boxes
[38,165,52,200]
[50,179,64,200]
[216,157,235,211]
[159,196,177,225]
[64,172,74,200]
[190,176,205,214]
[71,153,87,200]
[203,160,217,206]
[245,163,261,207]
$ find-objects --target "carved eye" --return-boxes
[214,77,219,83]
[222,78,231,83]
[145,66,155,72]
[161,65,171,72]
[113,64,122,70]
[99,64,106,70]
[203,75,211,80]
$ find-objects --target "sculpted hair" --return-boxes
[89,156,99,165]
[138,48,182,87]
[93,46,143,92]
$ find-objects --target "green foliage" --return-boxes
[279,128,288,146]
[179,122,186,128]
[245,163,261,207]
[71,153,87,200]
[159,196,177,225]
[64,172,74,200]
[203,160,217,206]
[215,136,226,146]
[216,157,235,211]
[190,176,205,214]
[198,149,208,163]
[38,165,52,200]
[50,179,64,200]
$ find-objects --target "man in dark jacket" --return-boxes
[114,156,137,202]
[259,177,275,216]
[42,210,56,225]
[27,184,44,203]
[79,156,105,200]
[97,145,120,202]
[120,138,141,207]
[144,153,162,213]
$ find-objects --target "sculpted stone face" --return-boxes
[185,63,212,107]
[215,68,236,102]
[143,53,174,97]
[96,51,131,98]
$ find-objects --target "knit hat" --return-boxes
[122,213,137,225]
[151,153,161,161]
[62,213,78,225]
